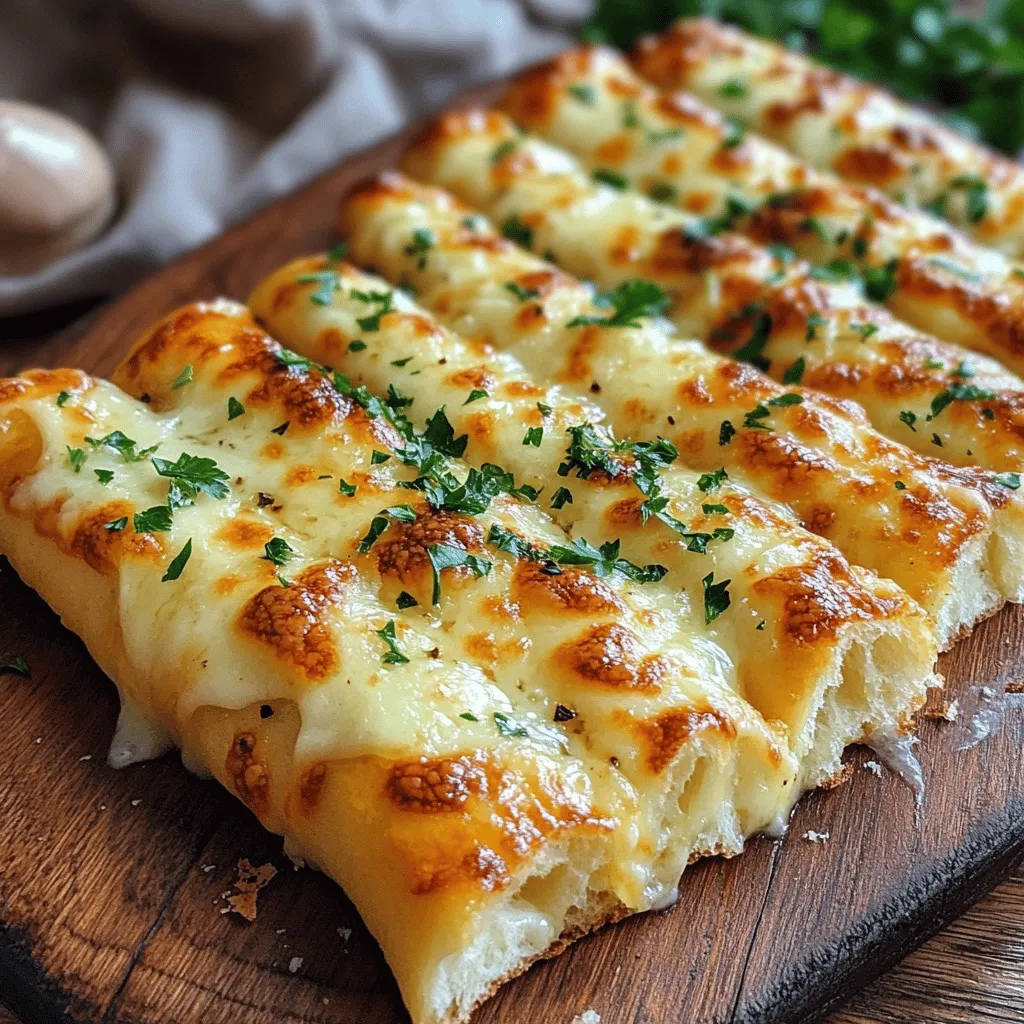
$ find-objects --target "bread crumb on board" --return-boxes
[863,760,883,776]
[288,956,303,974]
[223,858,277,922]
[922,697,960,722]
[803,830,830,844]
[572,1011,601,1024]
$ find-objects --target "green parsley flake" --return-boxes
[464,389,489,404]
[351,288,394,331]
[162,538,192,582]
[426,543,492,604]
[523,426,543,447]
[170,365,194,390]
[697,467,728,492]
[56,391,71,407]
[783,357,806,384]
[567,279,669,329]
[152,452,230,500]
[996,472,1021,489]
[403,227,435,270]
[105,517,128,532]
[348,340,367,352]
[505,281,540,302]
[67,447,87,472]
[338,477,357,497]
[493,711,529,738]
[719,420,736,445]
[0,656,29,677]
[94,468,114,485]
[501,213,533,248]
[227,396,245,421]
[647,182,678,203]
[550,486,573,509]
[719,77,748,98]
[459,711,480,722]
[376,620,410,665]
[568,83,597,105]
[396,591,419,609]
[592,168,629,190]
[134,506,173,534]
[262,537,296,567]
[702,571,731,624]
[900,410,918,432]
[491,138,518,163]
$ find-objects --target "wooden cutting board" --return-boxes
[3,78,1024,1024]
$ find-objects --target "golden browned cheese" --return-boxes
[0,299,801,1024]
[492,59,1024,476]
[251,252,938,787]
[351,163,1024,645]
[633,18,1024,259]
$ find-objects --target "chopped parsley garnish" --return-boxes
[550,486,573,509]
[592,168,629,190]
[554,703,577,722]
[493,711,529,738]
[351,289,394,332]
[94,468,114,485]
[537,402,552,416]
[358,504,417,552]
[801,217,831,245]
[568,83,597,104]
[170,365,194,390]
[924,358,945,370]
[767,392,803,407]
[67,446,86,472]
[104,517,127,532]
[722,116,746,148]
[376,620,410,665]
[0,656,29,677]
[501,213,533,248]
[523,426,543,447]
[370,449,391,465]
[297,269,341,305]
[697,467,728,492]
[152,452,230,500]
[719,420,736,445]
[702,572,731,624]
[756,620,765,631]
[929,383,995,419]
[338,477,357,496]
[459,711,479,722]
[85,430,158,463]
[546,537,667,583]
[805,313,828,341]
[863,258,901,301]
[647,181,678,203]
[426,543,492,605]
[505,281,540,301]
[348,340,367,352]
[390,356,413,368]
[56,391,71,407]
[851,322,878,341]
[262,537,296,567]
[783,357,806,384]
[731,310,773,370]
[742,404,773,430]
[900,410,918,432]
[328,241,347,262]
[464,389,489,404]
[396,591,418,609]
[133,506,173,534]
[566,279,669,329]
[952,361,975,379]
[894,480,907,490]
[719,77,748,98]
[162,538,192,582]
[950,174,989,224]
[702,503,729,514]
[997,473,1022,489]
[403,227,435,270]
[622,100,640,129]
[931,432,944,446]
[227,396,245,420]
[491,138,518,163]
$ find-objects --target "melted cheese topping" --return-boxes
[629,21,1024,381]
[633,18,1024,260]
[0,304,808,1013]
[252,254,937,787]
[394,130,1024,639]
[498,47,1024,474]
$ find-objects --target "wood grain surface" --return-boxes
[2,81,1024,1024]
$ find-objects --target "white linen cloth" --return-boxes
[0,0,589,316]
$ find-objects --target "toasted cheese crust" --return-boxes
[633,18,1024,260]
[252,251,938,787]
[396,129,1024,642]
[0,301,801,1024]
[486,65,1024,477]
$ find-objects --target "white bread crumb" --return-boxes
[572,1012,601,1024]
[288,956,303,973]
[863,761,882,776]
[803,829,830,843]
